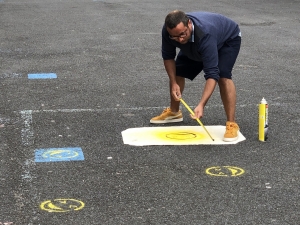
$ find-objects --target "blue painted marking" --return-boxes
[28,73,57,79]
[35,147,84,162]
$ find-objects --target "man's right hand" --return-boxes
[171,83,182,101]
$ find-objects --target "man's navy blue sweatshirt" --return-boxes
[161,12,240,81]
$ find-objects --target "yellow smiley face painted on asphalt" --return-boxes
[206,166,245,177]
[42,149,79,159]
[40,199,85,212]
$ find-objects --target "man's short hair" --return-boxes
[165,10,189,29]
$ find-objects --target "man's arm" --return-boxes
[164,59,182,100]
[192,35,219,118]
[192,78,217,119]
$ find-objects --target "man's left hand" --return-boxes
[191,104,204,119]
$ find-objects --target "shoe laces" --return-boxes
[226,123,235,132]
[162,108,171,113]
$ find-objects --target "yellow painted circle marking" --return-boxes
[206,166,245,177]
[42,149,79,159]
[40,198,85,212]
[166,132,197,140]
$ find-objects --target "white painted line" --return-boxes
[19,110,38,224]
[21,159,35,182]
[0,72,22,78]
[19,103,265,115]
[20,110,34,146]
[25,106,165,114]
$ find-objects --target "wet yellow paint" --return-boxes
[40,198,85,213]
[206,166,245,177]
[154,129,209,143]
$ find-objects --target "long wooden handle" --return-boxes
[179,98,214,141]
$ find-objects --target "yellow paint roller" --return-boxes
[179,98,215,141]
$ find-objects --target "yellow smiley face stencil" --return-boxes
[122,126,246,146]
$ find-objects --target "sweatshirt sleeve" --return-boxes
[198,34,220,81]
[161,26,177,60]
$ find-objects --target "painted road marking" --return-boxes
[19,103,264,114]
[0,72,22,78]
[28,73,57,79]
[20,110,34,146]
[40,199,85,212]
[206,166,245,177]
[35,147,84,162]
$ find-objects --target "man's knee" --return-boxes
[218,77,230,84]
[218,77,234,89]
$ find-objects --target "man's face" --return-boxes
[167,20,192,44]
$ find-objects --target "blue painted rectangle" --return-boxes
[35,147,84,162]
[28,73,57,79]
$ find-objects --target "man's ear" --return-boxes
[188,19,192,28]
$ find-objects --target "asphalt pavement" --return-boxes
[0,0,299,224]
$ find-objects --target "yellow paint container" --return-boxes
[259,98,268,141]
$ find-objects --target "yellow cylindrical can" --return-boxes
[259,98,268,141]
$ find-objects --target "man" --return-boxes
[150,10,242,142]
